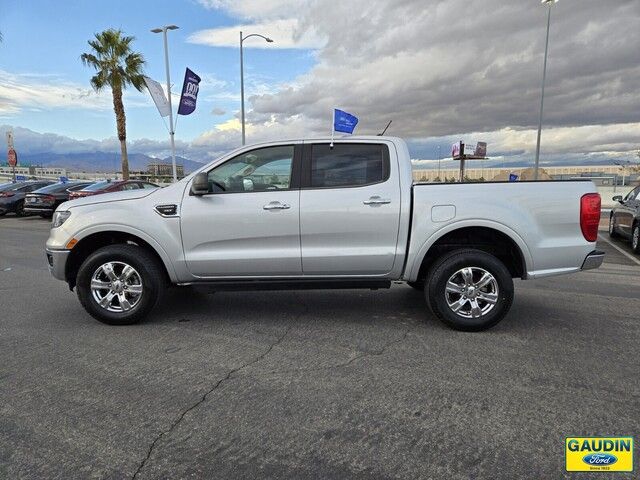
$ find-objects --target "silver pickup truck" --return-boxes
[45,137,604,331]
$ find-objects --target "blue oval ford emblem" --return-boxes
[583,453,617,466]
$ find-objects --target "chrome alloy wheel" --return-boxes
[609,217,615,235]
[445,267,499,319]
[90,261,143,313]
[633,226,639,250]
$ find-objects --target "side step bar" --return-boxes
[177,278,392,292]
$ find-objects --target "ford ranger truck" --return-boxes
[45,137,604,331]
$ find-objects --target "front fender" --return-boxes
[71,223,179,282]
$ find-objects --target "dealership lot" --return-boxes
[1,216,638,479]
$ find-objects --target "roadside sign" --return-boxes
[16,175,26,181]
[509,173,519,182]
[7,148,17,167]
[59,176,69,183]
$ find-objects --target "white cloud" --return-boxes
[0,70,149,116]
[0,71,110,115]
[188,18,324,50]
[194,0,303,20]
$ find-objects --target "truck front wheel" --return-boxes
[76,244,165,325]
[426,249,514,332]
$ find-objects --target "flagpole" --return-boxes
[330,109,334,148]
[162,30,178,183]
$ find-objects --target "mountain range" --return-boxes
[13,152,204,174]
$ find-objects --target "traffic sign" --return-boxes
[7,148,17,167]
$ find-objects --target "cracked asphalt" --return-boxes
[1,216,639,479]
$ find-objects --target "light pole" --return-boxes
[151,24,179,182]
[534,0,558,180]
[437,145,441,181]
[614,161,629,187]
[240,31,273,145]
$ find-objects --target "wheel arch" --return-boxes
[65,226,177,289]
[408,221,531,282]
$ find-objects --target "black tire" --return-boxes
[632,224,640,254]
[76,244,165,325]
[425,249,514,332]
[407,280,424,291]
[609,214,620,238]
[14,200,26,217]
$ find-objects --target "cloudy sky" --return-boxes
[1,0,639,168]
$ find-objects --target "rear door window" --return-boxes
[307,143,389,188]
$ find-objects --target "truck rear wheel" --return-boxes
[76,244,165,325]
[425,249,514,332]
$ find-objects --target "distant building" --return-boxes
[0,166,67,177]
[147,162,184,178]
[412,164,637,185]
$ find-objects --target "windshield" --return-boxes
[81,181,112,191]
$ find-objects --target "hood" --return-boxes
[60,188,159,210]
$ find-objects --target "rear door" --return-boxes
[299,141,401,276]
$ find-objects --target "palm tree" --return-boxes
[81,29,145,180]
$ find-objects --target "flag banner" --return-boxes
[333,109,358,134]
[143,76,171,117]
[177,68,201,116]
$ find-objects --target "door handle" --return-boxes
[363,196,391,205]
[263,202,291,210]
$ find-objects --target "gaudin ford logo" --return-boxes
[583,453,617,466]
[565,437,633,472]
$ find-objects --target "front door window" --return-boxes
[208,145,294,193]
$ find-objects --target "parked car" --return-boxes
[610,186,640,252]
[0,180,55,216]
[45,137,603,331]
[24,181,94,218]
[68,180,159,200]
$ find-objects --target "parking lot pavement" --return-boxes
[1,215,639,480]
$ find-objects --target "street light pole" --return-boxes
[534,0,558,181]
[151,25,179,182]
[240,31,245,146]
[239,32,274,146]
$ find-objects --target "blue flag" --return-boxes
[177,68,201,116]
[333,109,358,134]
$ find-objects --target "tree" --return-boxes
[81,29,145,180]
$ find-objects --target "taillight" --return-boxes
[0,192,15,197]
[580,193,601,242]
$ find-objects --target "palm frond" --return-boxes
[80,28,146,92]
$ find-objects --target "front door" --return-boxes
[181,144,302,277]
[299,142,401,276]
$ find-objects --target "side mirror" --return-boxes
[190,172,209,196]
[612,195,623,203]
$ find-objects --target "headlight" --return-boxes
[52,211,71,228]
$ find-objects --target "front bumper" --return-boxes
[45,248,70,281]
[25,205,54,213]
[581,250,605,271]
